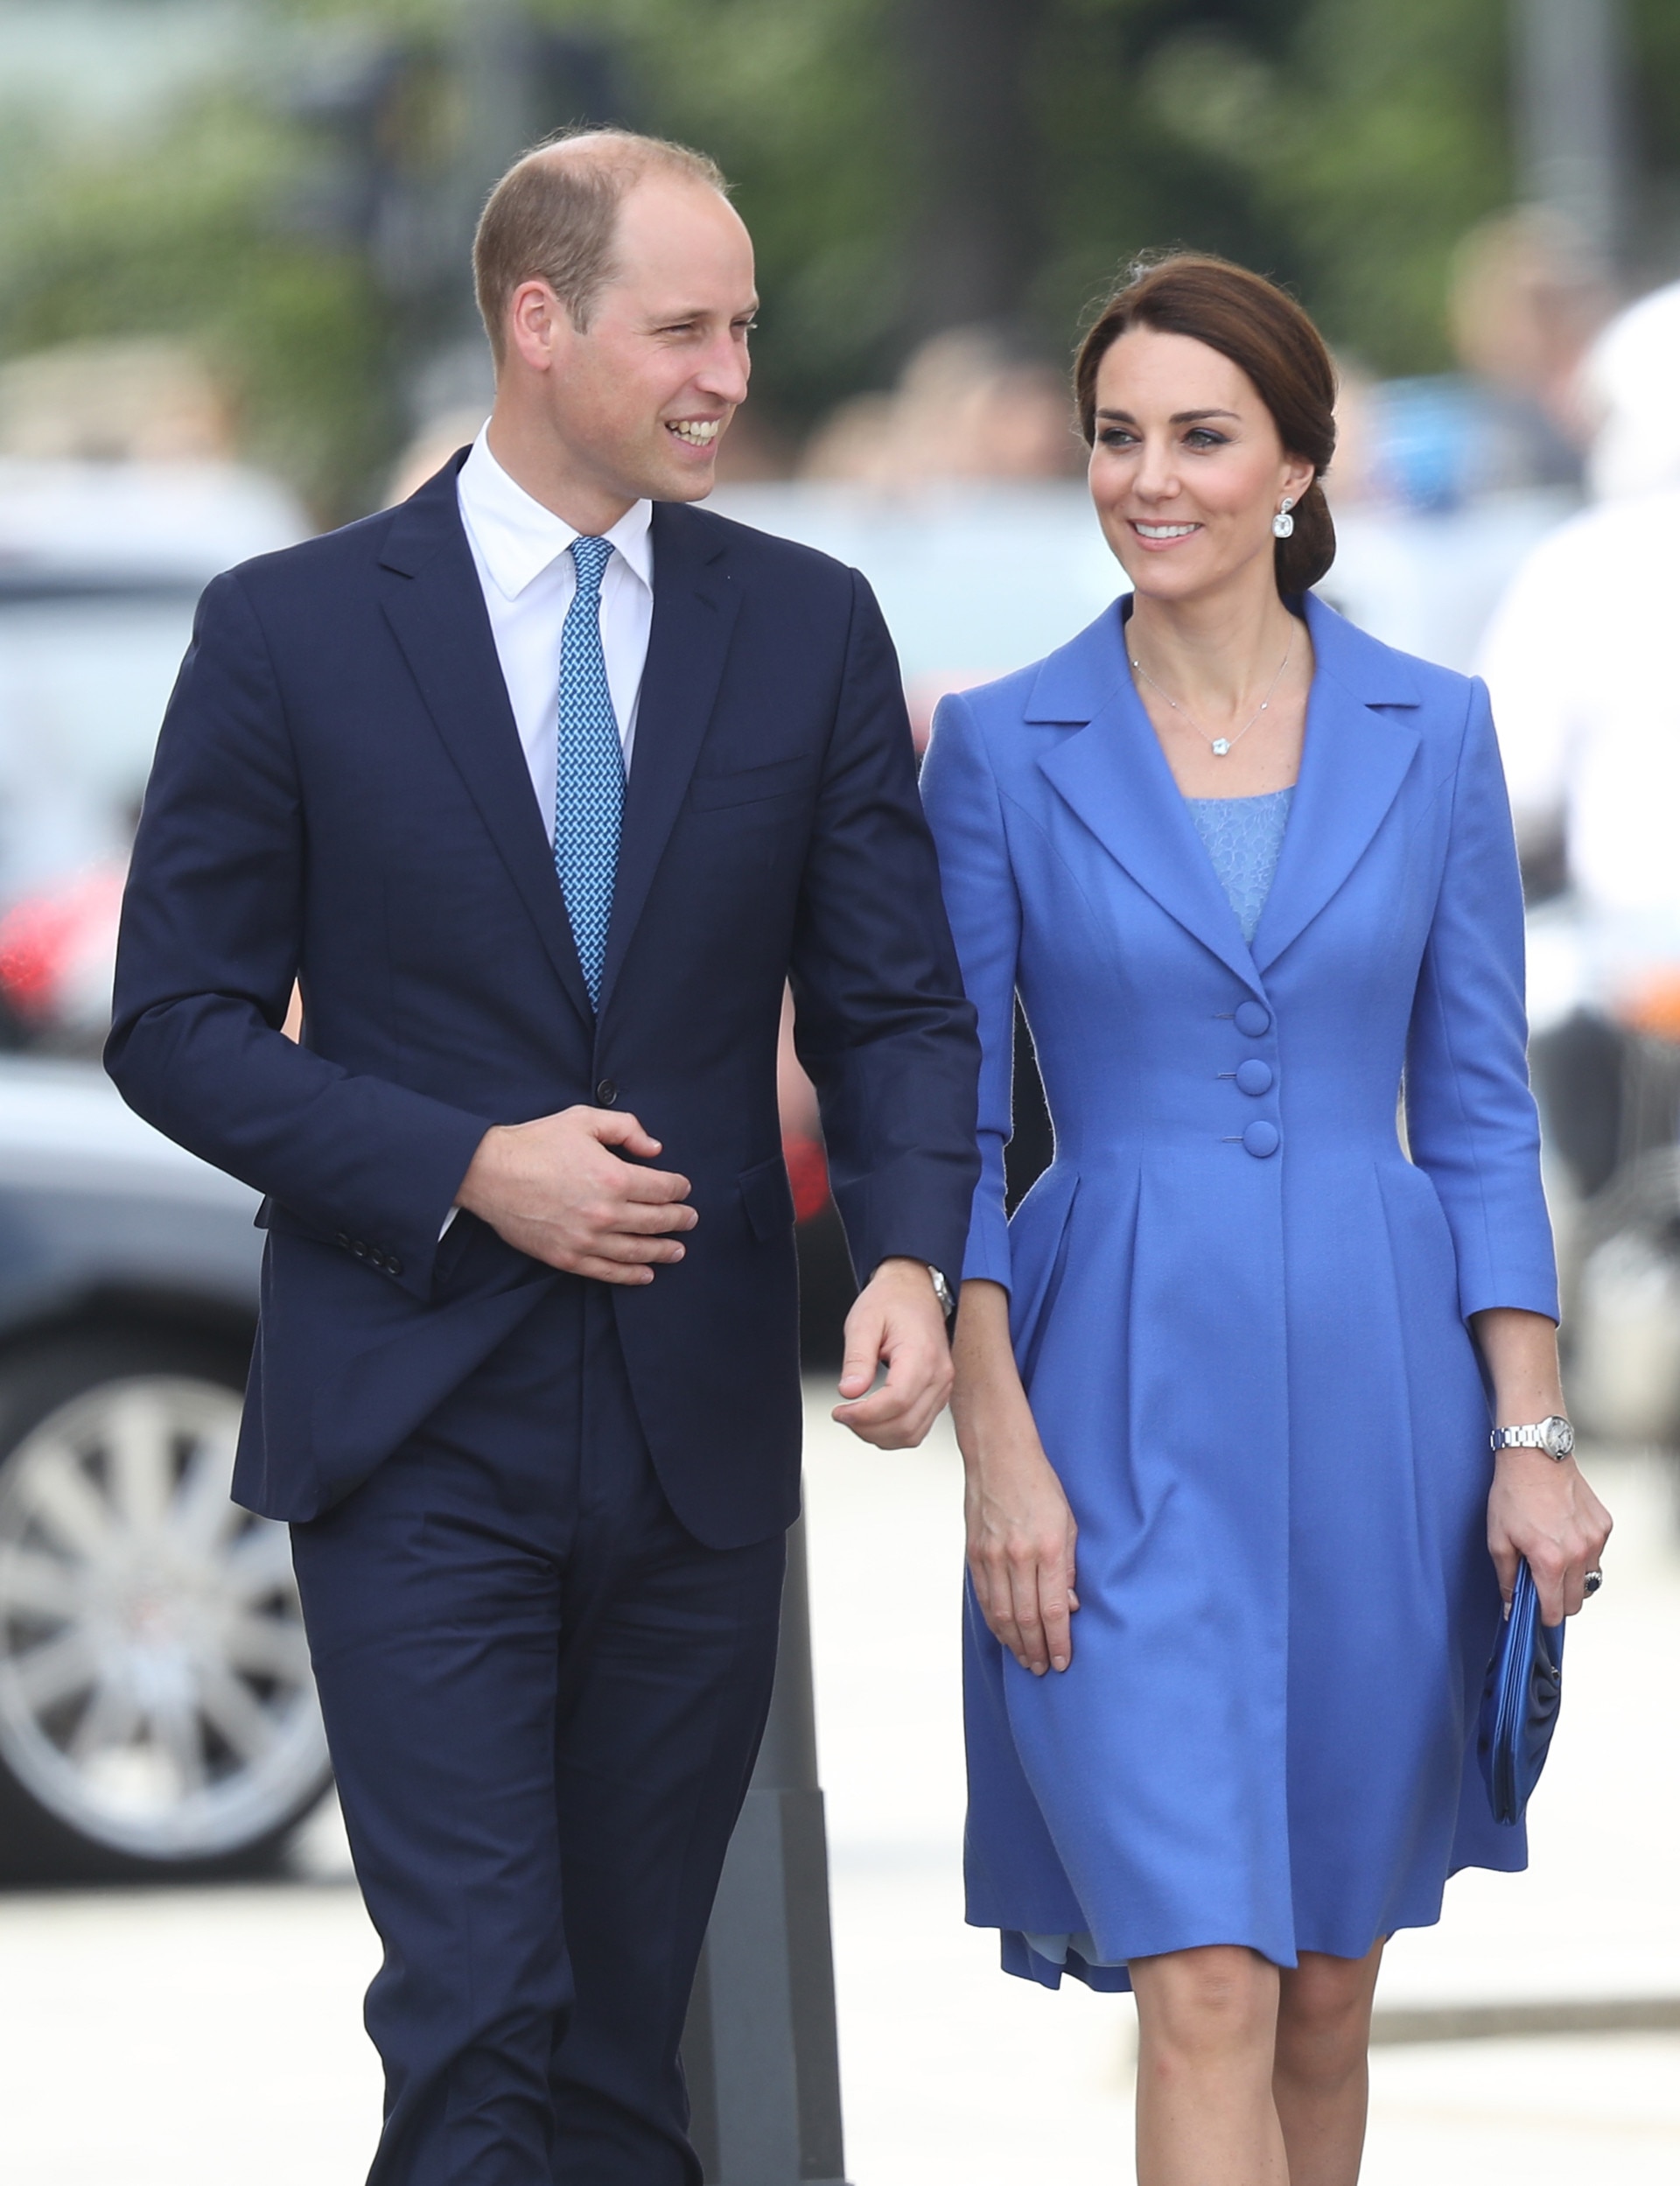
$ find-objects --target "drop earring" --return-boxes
[1272,498,1296,539]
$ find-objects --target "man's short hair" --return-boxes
[473,129,730,366]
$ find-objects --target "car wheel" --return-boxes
[0,1328,332,1881]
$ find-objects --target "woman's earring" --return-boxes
[1271,498,1296,540]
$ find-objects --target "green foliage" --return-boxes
[0,87,389,516]
[0,0,1673,514]
[572,0,912,417]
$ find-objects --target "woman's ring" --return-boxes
[1583,1567,1604,1598]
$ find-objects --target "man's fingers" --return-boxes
[615,1164,694,1205]
[834,1367,945,1447]
[571,1255,657,1286]
[836,1307,886,1402]
[586,1110,665,1160]
[612,1198,698,1235]
[587,1231,688,1265]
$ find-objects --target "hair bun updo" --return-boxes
[1074,253,1339,594]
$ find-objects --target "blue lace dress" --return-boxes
[1185,787,1296,945]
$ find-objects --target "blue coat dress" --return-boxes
[920,592,1559,1989]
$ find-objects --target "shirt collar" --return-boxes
[457,428,654,601]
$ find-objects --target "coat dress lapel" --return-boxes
[596,501,740,1018]
[1249,593,1422,970]
[1030,592,1424,990]
[1032,603,1265,995]
[377,455,596,1029]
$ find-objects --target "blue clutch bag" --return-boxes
[1478,1560,1564,1826]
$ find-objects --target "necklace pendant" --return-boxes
[1212,738,1232,756]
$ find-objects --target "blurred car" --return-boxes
[0,460,326,1882]
[0,1055,330,1882]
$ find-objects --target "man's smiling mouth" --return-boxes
[668,419,722,446]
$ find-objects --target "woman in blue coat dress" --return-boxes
[920,256,1612,2185]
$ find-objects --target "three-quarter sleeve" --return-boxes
[919,690,1020,1292]
[1404,677,1560,1323]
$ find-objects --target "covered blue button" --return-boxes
[1235,1000,1270,1036]
[1236,1058,1274,1097]
[1242,1120,1280,1158]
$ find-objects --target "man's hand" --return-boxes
[831,1257,953,1448]
[455,1107,696,1282]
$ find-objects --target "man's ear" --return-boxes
[506,280,566,375]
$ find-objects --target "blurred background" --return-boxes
[1,4,1679,2182]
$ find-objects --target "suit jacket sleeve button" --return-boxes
[595,1079,618,1106]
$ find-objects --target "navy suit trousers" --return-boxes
[290,1255,787,2186]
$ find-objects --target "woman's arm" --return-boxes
[1474,1306,1612,1623]
[1402,680,1611,1622]
[952,1280,1080,1675]
[920,696,1078,1671]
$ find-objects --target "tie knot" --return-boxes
[570,536,612,595]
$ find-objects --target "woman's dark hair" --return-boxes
[1074,253,1338,593]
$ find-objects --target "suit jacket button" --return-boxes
[1242,1120,1280,1158]
[596,1079,618,1106]
[387,1257,402,1278]
[1236,1058,1274,1097]
[335,1233,350,1250]
[1235,1000,1271,1037]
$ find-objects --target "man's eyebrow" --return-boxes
[650,300,761,321]
[1094,407,1242,425]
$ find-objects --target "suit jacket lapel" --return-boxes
[597,501,739,1016]
[1033,606,1265,993]
[377,456,595,1027]
[1250,594,1422,970]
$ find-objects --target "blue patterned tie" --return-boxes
[554,536,624,1008]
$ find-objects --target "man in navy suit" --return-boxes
[107,129,978,2185]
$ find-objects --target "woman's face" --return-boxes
[1087,326,1315,605]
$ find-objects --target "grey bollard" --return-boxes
[682,1513,850,2186]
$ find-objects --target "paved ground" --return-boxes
[1,1396,1675,2183]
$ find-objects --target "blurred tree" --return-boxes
[0,0,1675,516]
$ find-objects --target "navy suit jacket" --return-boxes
[106,456,980,1546]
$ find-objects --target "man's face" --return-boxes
[514,174,757,508]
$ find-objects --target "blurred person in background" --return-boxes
[106,127,979,2186]
[921,254,1609,2186]
[800,324,1084,487]
[1478,278,1680,1200]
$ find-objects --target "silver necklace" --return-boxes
[1130,631,1294,757]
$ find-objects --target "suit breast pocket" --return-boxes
[690,755,813,811]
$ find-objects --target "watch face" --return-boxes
[1542,1416,1575,1458]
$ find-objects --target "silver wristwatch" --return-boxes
[928,1265,955,1321]
[1489,1415,1574,1460]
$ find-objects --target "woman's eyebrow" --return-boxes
[1093,407,1242,425]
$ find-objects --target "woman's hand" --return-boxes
[1471,1306,1612,1624]
[953,1280,1079,1675]
[1488,1451,1612,1624]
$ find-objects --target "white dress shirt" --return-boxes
[455,428,654,827]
